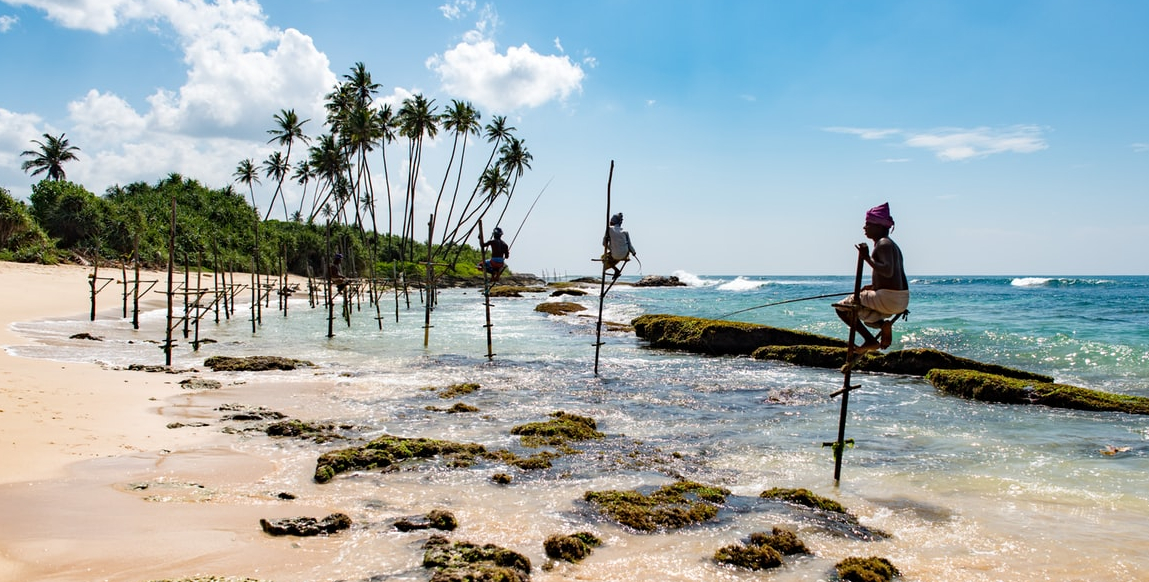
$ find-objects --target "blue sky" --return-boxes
[1,0,1146,276]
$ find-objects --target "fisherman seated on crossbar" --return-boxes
[329,253,347,292]
[833,202,909,353]
[602,212,637,280]
[478,227,510,283]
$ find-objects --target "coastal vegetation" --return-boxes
[5,62,538,287]
[926,369,1149,414]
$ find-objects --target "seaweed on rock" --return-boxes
[583,480,731,532]
[422,534,531,582]
[926,369,1149,414]
[753,345,1053,381]
[313,435,488,483]
[203,355,313,371]
[543,532,602,562]
[713,542,783,570]
[835,556,901,582]
[511,411,604,447]
[632,314,845,356]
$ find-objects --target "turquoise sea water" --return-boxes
[8,272,1149,581]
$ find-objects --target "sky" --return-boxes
[1,0,1147,277]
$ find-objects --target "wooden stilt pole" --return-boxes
[164,197,176,366]
[423,214,434,348]
[132,236,140,330]
[478,220,494,360]
[828,247,867,485]
[593,160,615,376]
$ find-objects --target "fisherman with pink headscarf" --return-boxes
[833,202,910,352]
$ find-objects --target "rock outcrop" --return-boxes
[632,314,845,356]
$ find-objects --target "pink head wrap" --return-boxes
[865,202,895,227]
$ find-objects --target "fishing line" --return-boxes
[716,291,852,320]
[508,177,553,249]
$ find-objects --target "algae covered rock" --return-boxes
[749,526,810,555]
[535,301,586,316]
[394,509,458,532]
[543,532,602,562]
[753,345,1053,381]
[760,488,888,540]
[314,434,487,483]
[713,542,783,570]
[584,480,730,532]
[259,513,351,536]
[633,275,687,287]
[203,355,313,372]
[632,314,845,356]
[926,369,1149,414]
[511,411,604,447]
[835,556,900,582]
[422,534,531,581]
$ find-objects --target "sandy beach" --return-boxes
[0,262,342,582]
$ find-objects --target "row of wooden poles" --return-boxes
[86,198,452,367]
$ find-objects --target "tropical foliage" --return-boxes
[20,133,81,182]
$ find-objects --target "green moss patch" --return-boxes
[926,369,1149,414]
[511,411,604,447]
[489,285,546,297]
[434,382,480,398]
[584,480,731,532]
[760,487,848,513]
[426,402,480,413]
[749,527,810,555]
[835,556,900,582]
[422,534,531,581]
[632,314,845,356]
[314,435,488,483]
[543,532,602,562]
[713,542,783,570]
[203,355,313,371]
[753,345,1053,381]
[535,301,586,315]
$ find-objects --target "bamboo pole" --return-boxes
[593,161,615,376]
[164,197,176,366]
[478,220,494,360]
[829,247,867,485]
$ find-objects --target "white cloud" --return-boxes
[827,125,1048,161]
[428,39,584,113]
[0,14,17,32]
[439,0,475,20]
[0,0,337,207]
[4,0,149,34]
[427,4,583,113]
[1133,143,1149,153]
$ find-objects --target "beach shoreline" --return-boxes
[0,262,344,582]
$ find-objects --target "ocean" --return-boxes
[9,272,1149,581]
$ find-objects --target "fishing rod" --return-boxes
[716,291,852,320]
[508,177,553,249]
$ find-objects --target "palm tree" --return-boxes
[396,94,439,259]
[261,151,290,220]
[435,100,481,244]
[21,133,80,181]
[292,159,314,221]
[233,158,261,208]
[266,108,310,220]
[442,116,515,246]
[494,136,533,226]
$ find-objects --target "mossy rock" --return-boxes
[543,531,602,562]
[835,556,900,582]
[760,487,848,513]
[749,527,810,555]
[926,369,1149,414]
[437,382,480,398]
[395,509,458,532]
[491,472,513,485]
[632,314,845,356]
[535,301,586,316]
[314,434,488,483]
[426,402,481,413]
[203,355,313,372]
[713,542,783,570]
[760,488,888,540]
[511,411,604,447]
[584,480,730,532]
[422,534,531,581]
[753,345,1053,382]
[266,419,335,438]
[488,285,546,297]
[485,449,559,470]
[259,513,351,536]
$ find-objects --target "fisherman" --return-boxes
[602,212,637,279]
[478,227,510,283]
[833,202,909,352]
[329,253,347,292]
